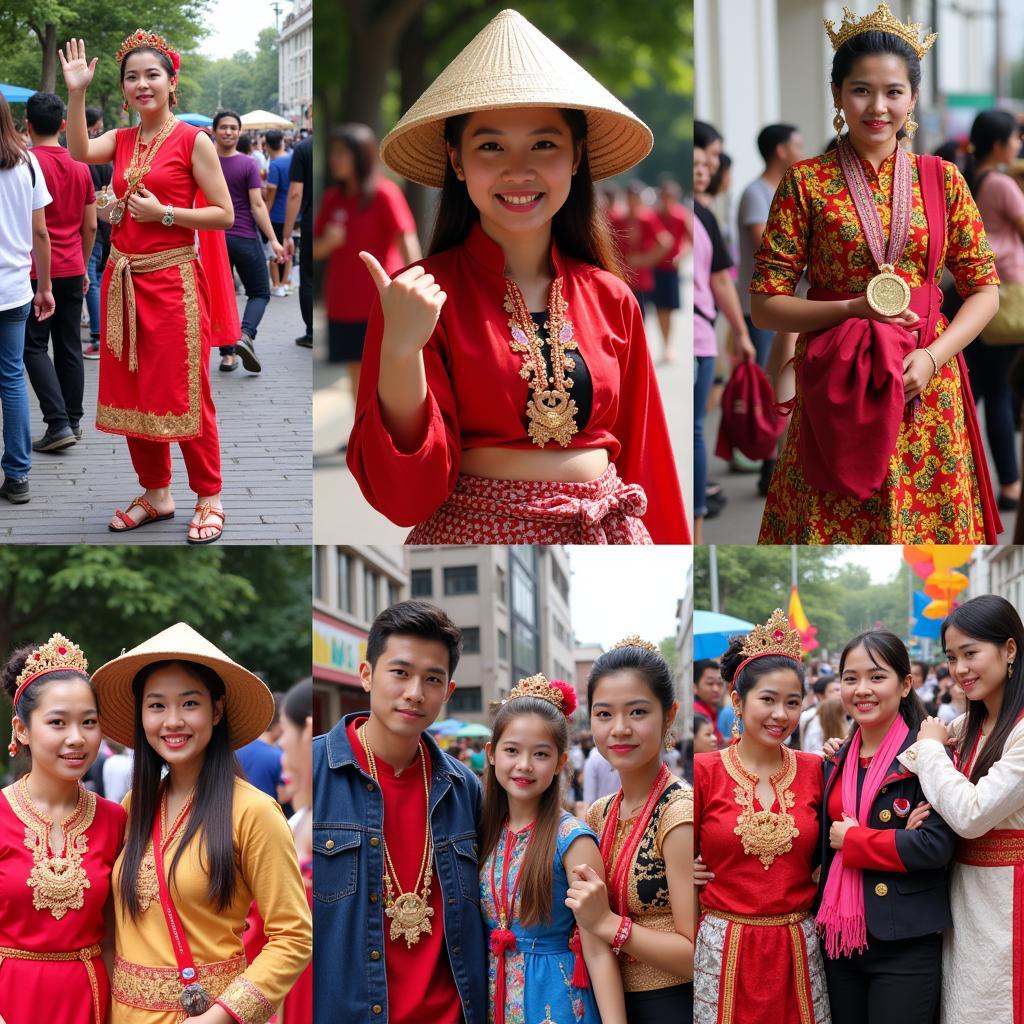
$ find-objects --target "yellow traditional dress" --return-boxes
[110,778,311,1024]
[751,148,999,543]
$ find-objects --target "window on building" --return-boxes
[444,566,478,595]
[551,560,569,602]
[411,568,433,597]
[462,627,481,654]
[337,551,353,613]
[364,570,379,620]
[497,629,508,660]
[387,581,400,608]
[496,565,508,605]
[446,686,483,712]
[313,546,324,601]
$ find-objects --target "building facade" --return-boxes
[279,0,312,125]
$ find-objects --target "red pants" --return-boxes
[126,356,222,495]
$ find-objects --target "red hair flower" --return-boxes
[168,49,181,72]
[549,679,577,718]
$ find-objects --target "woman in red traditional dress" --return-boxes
[751,3,1000,544]
[60,32,234,543]
[347,9,687,544]
[570,638,691,1024]
[692,612,830,1024]
[0,634,126,1024]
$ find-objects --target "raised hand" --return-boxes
[59,38,98,93]
[360,251,446,358]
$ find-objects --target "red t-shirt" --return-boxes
[346,717,462,1024]
[656,201,691,270]
[317,177,416,322]
[30,145,94,279]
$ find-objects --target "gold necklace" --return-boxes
[109,115,178,226]
[358,725,435,947]
[504,277,579,448]
[136,786,195,912]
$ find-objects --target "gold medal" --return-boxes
[865,264,911,317]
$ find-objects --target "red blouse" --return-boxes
[0,785,126,1024]
[347,223,687,542]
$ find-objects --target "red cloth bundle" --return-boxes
[714,360,786,462]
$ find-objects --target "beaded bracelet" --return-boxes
[611,915,633,956]
[923,347,939,376]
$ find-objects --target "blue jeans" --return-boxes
[694,354,716,517]
[223,233,270,354]
[0,302,32,480]
[86,237,104,337]
[744,313,774,369]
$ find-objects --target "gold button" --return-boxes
[325,839,335,850]
[370,836,380,847]
[366,783,374,792]
[370,893,378,903]
[372,1006,383,1015]
[879,810,892,823]
[370,950,381,960]
[880,787,888,794]
[875,883,889,897]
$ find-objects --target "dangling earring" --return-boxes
[170,91,177,108]
[1008,660,1014,679]
[904,108,918,139]
[663,730,676,753]
[8,730,18,757]
[123,99,129,113]
[833,107,846,135]
[731,718,740,741]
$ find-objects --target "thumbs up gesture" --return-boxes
[360,251,447,358]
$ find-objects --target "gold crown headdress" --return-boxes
[9,633,89,755]
[116,29,181,72]
[733,609,803,687]
[611,635,661,655]
[824,2,936,60]
[506,673,578,717]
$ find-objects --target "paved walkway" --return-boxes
[0,286,311,544]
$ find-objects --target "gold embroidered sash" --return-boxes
[106,244,198,372]
[701,907,809,926]
[0,944,102,1024]
[111,953,246,1011]
[955,829,1024,866]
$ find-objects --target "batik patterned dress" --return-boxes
[751,147,999,543]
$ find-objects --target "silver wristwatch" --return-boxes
[162,205,175,227]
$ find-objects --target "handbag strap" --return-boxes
[151,800,201,988]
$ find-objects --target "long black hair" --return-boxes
[118,659,244,919]
[941,595,1024,784]
[838,630,926,734]
[964,110,1019,194]
[428,107,624,278]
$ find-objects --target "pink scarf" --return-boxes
[817,715,909,957]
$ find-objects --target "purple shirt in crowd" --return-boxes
[218,152,261,239]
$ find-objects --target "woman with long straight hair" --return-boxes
[0,92,54,504]
[90,623,311,1024]
[347,9,687,544]
[898,594,1024,1024]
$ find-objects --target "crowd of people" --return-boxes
[313,599,692,1024]
[691,594,1024,1024]
[0,29,312,541]
[0,623,313,1023]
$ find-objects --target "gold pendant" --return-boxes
[385,891,435,947]
[526,390,579,448]
[109,204,125,226]
[865,265,911,317]
[95,187,112,210]
[136,847,160,913]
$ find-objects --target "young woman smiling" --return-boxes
[818,631,955,1024]
[347,9,687,543]
[897,595,1024,1024]
[751,3,1001,543]
[0,635,125,1024]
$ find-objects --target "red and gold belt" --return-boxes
[0,943,102,1024]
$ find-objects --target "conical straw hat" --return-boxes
[380,9,653,188]
[91,622,274,750]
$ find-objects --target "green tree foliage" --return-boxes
[0,547,310,768]
[190,27,281,116]
[694,547,914,655]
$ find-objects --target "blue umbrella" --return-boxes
[176,112,213,127]
[0,83,35,103]
[694,610,755,659]
[427,717,465,735]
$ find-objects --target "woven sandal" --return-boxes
[108,496,175,532]
[187,503,225,545]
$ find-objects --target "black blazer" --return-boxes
[817,726,955,942]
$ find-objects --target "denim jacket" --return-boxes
[313,713,487,1024]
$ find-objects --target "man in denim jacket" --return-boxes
[313,600,487,1024]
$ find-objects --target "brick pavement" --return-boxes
[0,286,311,544]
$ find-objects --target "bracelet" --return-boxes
[923,347,939,376]
[611,915,633,956]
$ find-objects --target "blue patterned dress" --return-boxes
[480,812,602,1024]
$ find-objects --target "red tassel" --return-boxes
[569,926,590,989]
[491,927,518,1024]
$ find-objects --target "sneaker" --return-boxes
[295,334,312,349]
[70,421,82,440]
[0,477,29,503]
[83,340,101,360]
[235,333,262,373]
[729,452,760,473]
[272,286,287,298]
[32,426,77,452]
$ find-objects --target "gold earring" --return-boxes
[904,108,918,139]
[663,730,676,753]
[731,718,740,740]
[8,730,18,757]
[833,107,846,134]
[122,99,129,113]
[1008,661,1014,678]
